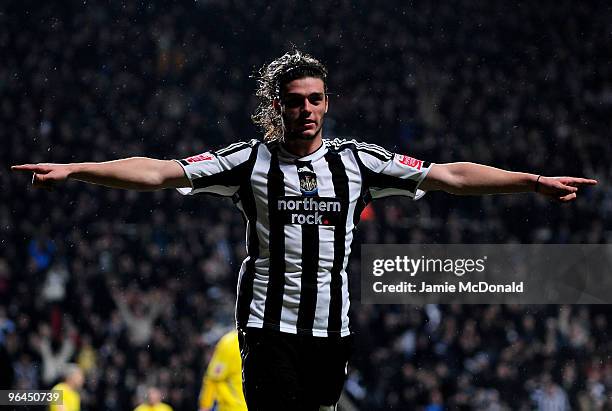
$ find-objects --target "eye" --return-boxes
[281,93,325,109]
[308,94,324,105]
[283,97,303,109]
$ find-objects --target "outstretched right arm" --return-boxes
[11,157,189,191]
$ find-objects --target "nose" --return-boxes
[301,99,317,118]
[301,98,313,113]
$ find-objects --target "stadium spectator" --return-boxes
[50,364,85,411]
[134,386,174,411]
[35,325,76,386]
[112,289,165,347]
[531,374,571,411]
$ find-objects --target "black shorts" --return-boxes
[238,327,353,411]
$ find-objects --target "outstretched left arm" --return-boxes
[420,162,597,202]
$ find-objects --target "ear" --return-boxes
[273,99,281,113]
[324,95,329,113]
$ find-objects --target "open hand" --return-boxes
[536,176,598,202]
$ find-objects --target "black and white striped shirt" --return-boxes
[175,139,432,337]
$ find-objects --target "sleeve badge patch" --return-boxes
[185,153,214,163]
[396,155,423,170]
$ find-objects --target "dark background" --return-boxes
[1,1,610,409]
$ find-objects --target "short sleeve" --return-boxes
[357,148,433,200]
[174,140,258,197]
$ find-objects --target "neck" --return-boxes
[282,135,323,157]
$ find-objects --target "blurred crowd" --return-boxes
[2,1,610,410]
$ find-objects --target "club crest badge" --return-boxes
[297,165,318,196]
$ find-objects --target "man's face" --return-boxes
[147,387,162,404]
[277,77,328,141]
[68,369,85,389]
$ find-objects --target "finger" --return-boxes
[32,173,55,190]
[556,183,578,193]
[32,173,44,187]
[574,178,598,186]
[558,192,577,202]
[563,178,598,186]
[11,164,36,171]
[11,164,50,174]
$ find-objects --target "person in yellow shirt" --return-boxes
[76,335,96,375]
[134,386,173,411]
[199,330,246,411]
[50,364,84,411]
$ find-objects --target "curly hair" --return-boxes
[251,50,328,143]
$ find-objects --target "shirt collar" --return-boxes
[277,140,328,163]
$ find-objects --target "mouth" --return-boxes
[299,120,316,129]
